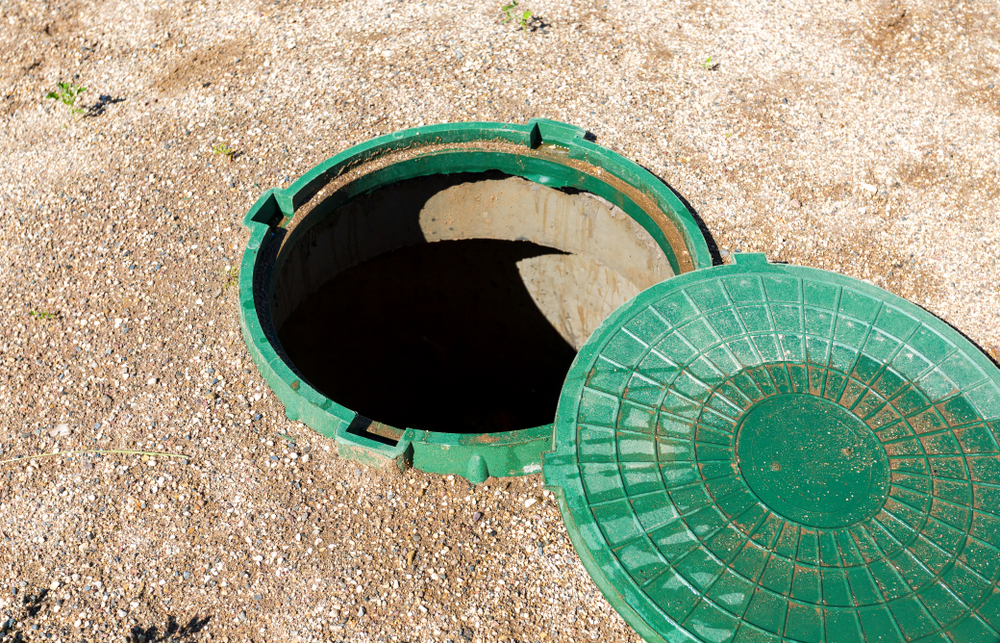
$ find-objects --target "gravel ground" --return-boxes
[1,0,998,642]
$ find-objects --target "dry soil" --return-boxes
[0,0,998,642]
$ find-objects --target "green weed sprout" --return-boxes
[46,82,87,121]
[501,1,517,22]
[702,56,719,70]
[29,310,56,320]
[501,1,532,28]
[222,265,239,289]
[212,143,236,161]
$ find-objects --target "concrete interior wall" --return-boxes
[272,174,672,350]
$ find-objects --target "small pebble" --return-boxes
[48,423,71,438]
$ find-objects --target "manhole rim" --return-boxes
[239,118,713,483]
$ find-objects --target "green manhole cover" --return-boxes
[545,253,1000,643]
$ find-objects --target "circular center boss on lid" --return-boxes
[544,253,1000,643]
[737,393,891,529]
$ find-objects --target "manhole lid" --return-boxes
[544,253,1000,643]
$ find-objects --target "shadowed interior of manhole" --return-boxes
[279,239,578,433]
[270,171,674,434]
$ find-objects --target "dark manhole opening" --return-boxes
[271,172,675,435]
[279,239,577,434]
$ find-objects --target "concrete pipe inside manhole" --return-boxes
[277,172,673,433]
[239,119,711,482]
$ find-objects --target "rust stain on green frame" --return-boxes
[239,118,712,483]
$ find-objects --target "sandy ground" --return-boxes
[0,0,998,641]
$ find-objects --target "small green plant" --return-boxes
[45,82,87,121]
[501,1,517,22]
[702,55,719,71]
[29,310,56,320]
[212,143,236,161]
[501,0,532,28]
[221,265,239,289]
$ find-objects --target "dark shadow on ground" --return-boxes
[87,94,125,117]
[129,614,212,642]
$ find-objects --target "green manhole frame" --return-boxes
[544,253,1000,643]
[239,118,712,484]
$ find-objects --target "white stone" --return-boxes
[49,423,71,438]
